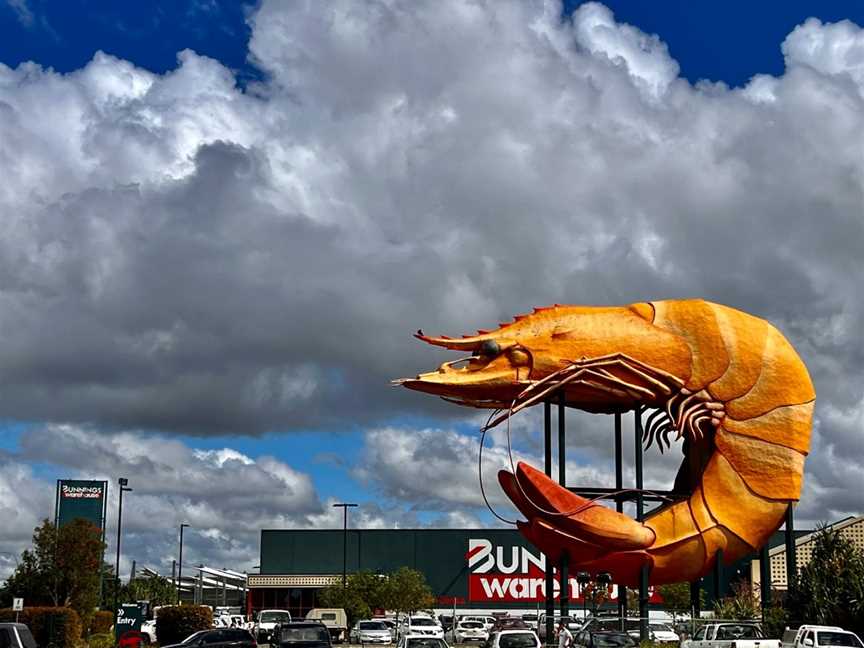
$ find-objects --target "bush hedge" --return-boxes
[87,633,114,648]
[90,611,114,636]
[156,605,212,646]
[0,606,83,648]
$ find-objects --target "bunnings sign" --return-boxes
[467,538,662,604]
[55,479,107,530]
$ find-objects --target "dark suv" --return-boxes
[277,622,332,648]
[162,628,257,648]
[0,624,38,648]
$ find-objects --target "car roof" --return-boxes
[280,622,326,628]
[496,630,537,635]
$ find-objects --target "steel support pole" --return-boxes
[178,524,188,604]
[690,580,701,631]
[760,544,771,614]
[714,549,724,603]
[635,410,648,641]
[558,393,569,619]
[342,506,348,587]
[544,400,554,645]
[614,412,625,630]
[785,505,797,591]
[114,485,124,611]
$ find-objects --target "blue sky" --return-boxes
[1,0,863,575]
[4,1,864,85]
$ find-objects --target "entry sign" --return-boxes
[115,603,143,642]
[12,599,23,611]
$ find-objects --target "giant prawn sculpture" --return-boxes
[396,300,814,585]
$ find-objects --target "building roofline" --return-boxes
[768,515,863,556]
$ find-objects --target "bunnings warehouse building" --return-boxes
[245,528,793,619]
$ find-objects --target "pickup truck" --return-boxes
[781,626,864,648]
[253,609,293,644]
[0,623,37,648]
[681,623,781,648]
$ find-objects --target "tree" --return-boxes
[382,567,435,620]
[657,582,704,624]
[123,575,177,608]
[713,581,760,620]
[0,548,51,607]
[318,571,387,626]
[55,519,105,629]
[0,518,105,631]
[787,525,864,637]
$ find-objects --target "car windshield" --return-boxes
[592,633,638,647]
[183,632,208,644]
[499,633,538,648]
[716,626,762,640]
[360,623,388,631]
[411,619,437,627]
[461,622,484,629]
[280,627,330,643]
[651,625,673,632]
[262,612,293,624]
[818,633,864,647]
[406,640,447,648]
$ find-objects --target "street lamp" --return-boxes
[332,503,357,587]
[177,523,190,604]
[114,478,133,612]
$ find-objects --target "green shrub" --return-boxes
[0,606,84,648]
[88,633,115,648]
[90,611,115,636]
[156,605,212,646]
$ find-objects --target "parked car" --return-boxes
[573,631,638,648]
[277,623,332,648]
[401,617,443,639]
[0,624,37,648]
[351,620,393,644]
[647,623,680,644]
[464,617,498,633]
[140,619,158,644]
[447,620,489,644]
[782,626,864,648]
[396,635,449,648]
[485,630,542,648]
[372,619,398,641]
[254,610,293,643]
[492,619,528,633]
[306,609,348,643]
[682,623,780,648]
[161,628,257,648]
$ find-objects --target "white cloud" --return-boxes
[0,0,861,556]
[783,17,864,90]
[0,460,54,578]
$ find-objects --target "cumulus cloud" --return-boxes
[2,424,486,578]
[355,420,678,521]
[0,0,861,556]
[0,459,53,575]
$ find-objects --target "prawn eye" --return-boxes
[478,340,500,357]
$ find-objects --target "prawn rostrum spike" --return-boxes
[396,299,815,586]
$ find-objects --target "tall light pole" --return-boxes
[332,503,357,587]
[114,478,133,612]
[177,523,190,604]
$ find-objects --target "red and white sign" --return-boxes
[466,538,660,604]
[61,484,103,499]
